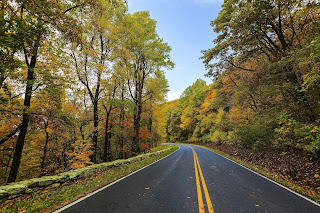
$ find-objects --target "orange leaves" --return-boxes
[139,129,151,142]
[139,143,150,152]
[199,90,217,115]
[67,140,94,170]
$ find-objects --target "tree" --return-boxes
[179,79,207,139]
[201,0,319,122]
[0,1,20,90]
[102,76,119,162]
[68,0,127,163]
[121,11,174,153]
[3,0,80,183]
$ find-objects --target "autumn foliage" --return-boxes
[162,1,320,155]
[157,0,320,194]
[0,0,171,184]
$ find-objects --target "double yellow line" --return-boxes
[189,146,214,213]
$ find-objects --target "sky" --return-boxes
[128,0,222,101]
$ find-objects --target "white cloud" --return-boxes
[167,91,182,101]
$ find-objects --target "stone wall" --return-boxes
[0,147,173,203]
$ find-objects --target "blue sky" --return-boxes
[128,0,222,101]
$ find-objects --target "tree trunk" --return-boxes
[92,99,99,163]
[132,114,138,154]
[40,120,49,177]
[119,85,125,159]
[132,103,142,154]
[118,108,124,159]
[103,110,112,162]
[7,54,36,183]
[148,115,153,148]
[132,79,144,155]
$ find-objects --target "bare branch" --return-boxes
[0,125,21,146]
[65,3,86,13]
[224,59,256,72]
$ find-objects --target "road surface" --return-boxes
[55,144,320,213]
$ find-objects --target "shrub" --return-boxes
[234,121,273,150]
[227,131,237,144]
[139,143,150,153]
[202,130,227,145]
[211,130,228,144]
[275,113,320,154]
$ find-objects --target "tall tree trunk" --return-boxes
[132,100,142,154]
[132,81,138,154]
[148,114,153,148]
[92,99,99,163]
[102,82,117,162]
[40,120,49,177]
[119,85,125,158]
[118,108,124,159]
[132,79,144,155]
[132,114,138,154]
[120,110,125,158]
[103,110,112,162]
[132,107,141,154]
[7,53,37,183]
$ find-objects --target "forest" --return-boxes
[0,0,173,184]
[161,0,320,179]
[1,0,320,191]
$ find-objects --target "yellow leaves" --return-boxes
[180,107,195,131]
[228,106,242,124]
[94,63,107,74]
[222,75,232,86]
[46,128,55,135]
[314,174,319,179]
[215,108,224,124]
[61,132,72,140]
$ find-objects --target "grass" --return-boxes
[192,144,320,203]
[0,145,179,213]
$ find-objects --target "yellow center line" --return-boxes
[189,146,215,213]
[195,151,214,213]
[193,148,205,213]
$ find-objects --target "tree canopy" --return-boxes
[0,0,173,184]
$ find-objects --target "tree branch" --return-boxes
[0,125,21,146]
[64,3,86,13]
[224,59,256,72]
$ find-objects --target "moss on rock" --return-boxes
[0,184,27,196]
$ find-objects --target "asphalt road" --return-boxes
[56,144,320,213]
